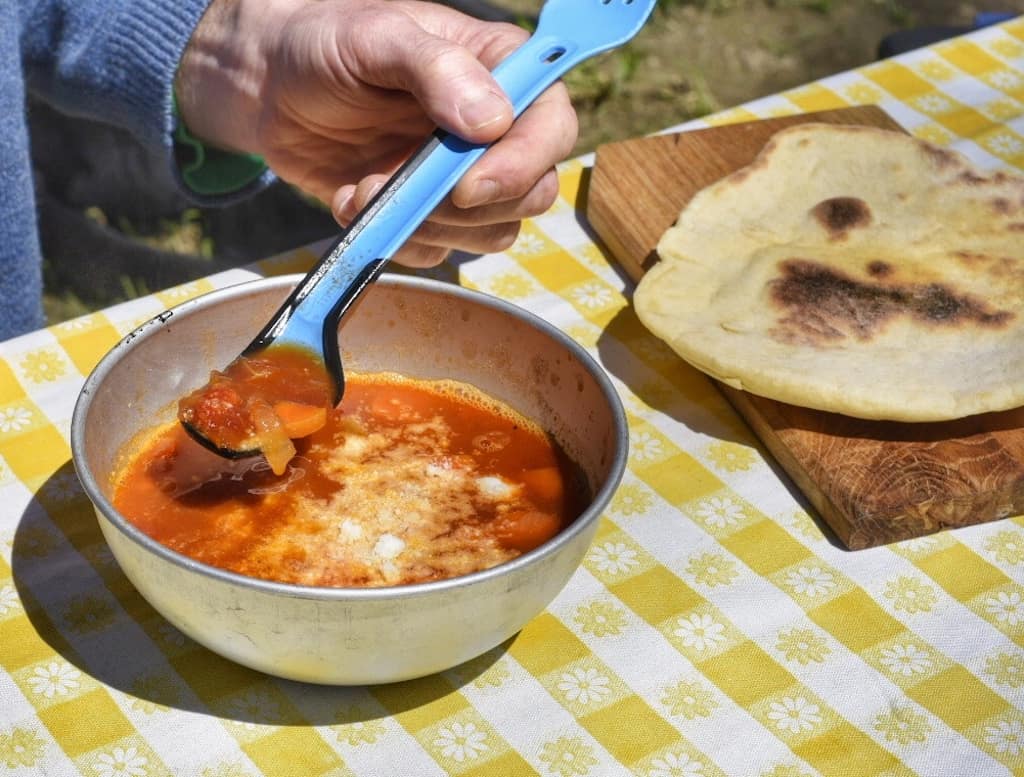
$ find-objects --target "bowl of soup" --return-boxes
[71,274,628,685]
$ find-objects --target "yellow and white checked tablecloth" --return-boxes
[5,18,1024,777]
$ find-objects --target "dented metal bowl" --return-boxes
[71,274,628,685]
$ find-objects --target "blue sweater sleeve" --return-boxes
[19,0,274,204]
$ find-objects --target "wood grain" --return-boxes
[585,106,1024,549]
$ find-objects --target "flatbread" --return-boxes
[633,123,1024,421]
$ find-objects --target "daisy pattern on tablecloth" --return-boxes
[910,94,954,115]
[471,660,512,689]
[912,125,953,146]
[0,727,46,769]
[225,688,284,729]
[556,667,612,707]
[63,594,116,634]
[672,613,727,653]
[985,589,1023,626]
[843,82,883,104]
[573,600,628,638]
[984,69,1024,91]
[57,315,94,332]
[487,273,535,300]
[538,736,598,777]
[984,652,1024,688]
[158,282,203,302]
[27,660,81,699]
[991,37,1024,58]
[128,675,178,714]
[0,584,21,616]
[82,542,117,571]
[882,576,938,614]
[915,59,953,80]
[894,534,943,556]
[14,523,59,559]
[783,566,837,599]
[693,496,745,531]
[19,349,67,383]
[563,323,600,349]
[569,281,616,311]
[0,405,33,434]
[686,553,738,588]
[775,628,831,665]
[983,98,1022,122]
[980,130,1024,158]
[647,751,704,777]
[766,696,822,735]
[609,483,654,518]
[91,745,149,777]
[41,470,83,502]
[508,231,548,257]
[986,529,1024,565]
[587,541,641,577]
[660,678,719,720]
[629,429,666,463]
[786,511,820,541]
[335,716,387,746]
[432,721,489,764]
[878,643,933,677]
[705,440,757,472]
[873,705,931,745]
[984,717,1024,757]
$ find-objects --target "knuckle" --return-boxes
[489,222,521,252]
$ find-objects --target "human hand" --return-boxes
[176,0,578,267]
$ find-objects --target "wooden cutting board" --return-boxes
[586,105,1024,550]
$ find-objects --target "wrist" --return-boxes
[175,0,297,155]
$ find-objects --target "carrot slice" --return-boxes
[492,510,562,553]
[272,401,327,439]
[521,467,565,506]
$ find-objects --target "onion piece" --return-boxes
[249,400,296,476]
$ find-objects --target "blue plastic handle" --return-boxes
[244,0,657,400]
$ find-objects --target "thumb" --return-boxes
[351,13,515,142]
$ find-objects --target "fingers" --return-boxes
[329,165,558,261]
[345,5,519,143]
[453,83,578,209]
[332,167,559,224]
[388,244,452,269]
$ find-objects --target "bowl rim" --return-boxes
[71,273,629,602]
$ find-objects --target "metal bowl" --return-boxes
[71,274,628,685]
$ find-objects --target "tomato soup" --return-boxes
[112,372,587,587]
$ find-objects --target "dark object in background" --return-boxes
[29,97,337,313]
[878,11,1017,57]
[441,0,533,23]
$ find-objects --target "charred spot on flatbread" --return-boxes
[866,261,893,278]
[768,259,1013,346]
[992,197,1014,215]
[811,197,871,240]
[921,143,959,169]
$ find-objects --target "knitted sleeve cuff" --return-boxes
[172,97,268,197]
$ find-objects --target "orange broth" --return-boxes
[113,373,587,587]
